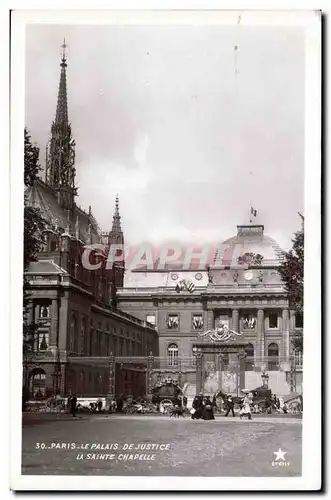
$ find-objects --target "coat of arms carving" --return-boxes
[237,252,264,266]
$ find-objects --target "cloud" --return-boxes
[25,24,304,251]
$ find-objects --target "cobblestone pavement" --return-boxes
[22,415,302,477]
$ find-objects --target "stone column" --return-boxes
[238,352,246,393]
[106,354,115,409]
[207,309,214,330]
[49,298,59,347]
[289,310,296,332]
[257,309,265,369]
[146,352,154,401]
[282,309,290,369]
[232,309,239,333]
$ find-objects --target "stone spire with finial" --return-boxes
[46,38,77,211]
[55,38,69,126]
[75,215,80,239]
[111,194,122,234]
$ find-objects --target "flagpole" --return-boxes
[249,199,252,224]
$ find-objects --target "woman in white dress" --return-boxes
[240,394,252,420]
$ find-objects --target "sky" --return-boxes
[25,23,305,251]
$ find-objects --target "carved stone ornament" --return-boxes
[199,324,243,342]
[238,252,264,266]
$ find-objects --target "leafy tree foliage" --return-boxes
[278,216,304,353]
[23,128,46,354]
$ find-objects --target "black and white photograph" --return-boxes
[10,8,321,491]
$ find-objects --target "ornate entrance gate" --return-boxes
[193,342,247,396]
[193,322,248,396]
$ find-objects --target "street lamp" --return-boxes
[261,371,269,388]
[192,346,203,393]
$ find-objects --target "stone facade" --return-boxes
[117,225,303,396]
[24,263,158,399]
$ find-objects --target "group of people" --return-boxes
[191,392,253,420]
[191,393,216,420]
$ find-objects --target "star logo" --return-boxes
[274,448,287,461]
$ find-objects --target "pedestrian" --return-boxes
[239,394,252,420]
[224,395,235,417]
[97,397,103,412]
[67,394,72,412]
[203,396,215,420]
[191,392,204,420]
[116,394,124,413]
[70,393,77,417]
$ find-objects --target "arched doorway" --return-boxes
[267,342,279,371]
[29,368,46,399]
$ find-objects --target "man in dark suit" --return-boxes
[191,392,204,420]
[70,393,77,417]
[224,395,235,417]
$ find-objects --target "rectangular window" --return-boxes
[35,330,49,351]
[167,314,179,329]
[146,314,156,325]
[39,305,50,319]
[295,313,303,329]
[268,312,279,329]
[192,314,203,330]
[242,314,256,330]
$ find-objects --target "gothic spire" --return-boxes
[55,38,68,126]
[111,195,122,233]
[46,39,77,211]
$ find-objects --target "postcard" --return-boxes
[10,8,321,491]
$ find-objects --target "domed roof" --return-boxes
[214,225,284,267]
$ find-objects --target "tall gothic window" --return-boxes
[167,343,179,366]
[80,318,86,355]
[69,314,76,352]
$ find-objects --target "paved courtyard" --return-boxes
[22,415,302,477]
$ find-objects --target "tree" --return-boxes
[23,128,46,355]
[278,214,304,353]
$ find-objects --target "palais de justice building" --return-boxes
[24,45,302,402]
[118,225,303,398]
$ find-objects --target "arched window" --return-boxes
[267,342,279,371]
[245,343,254,371]
[69,314,76,352]
[167,343,179,366]
[29,368,46,399]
